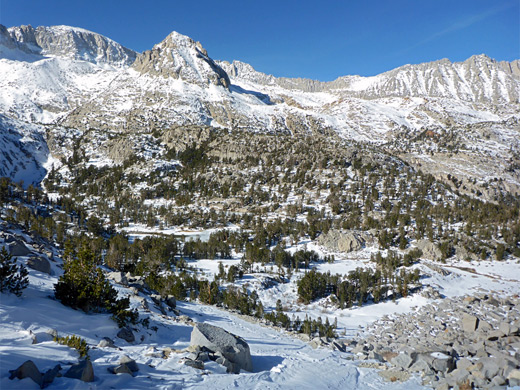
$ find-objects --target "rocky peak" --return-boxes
[132,30,230,89]
[6,24,137,67]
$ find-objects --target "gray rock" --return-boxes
[97,337,115,348]
[446,368,469,387]
[390,352,415,369]
[106,271,127,285]
[117,327,135,343]
[178,315,193,324]
[499,322,513,336]
[508,369,520,383]
[455,357,473,371]
[215,355,238,374]
[416,239,443,261]
[182,358,205,370]
[8,240,32,256]
[9,360,42,387]
[409,358,432,373]
[491,375,506,386]
[166,295,176,309]
[197,351,210,362]
[317,229,369,253]
[367,350,385,362]
[432,354,455,373]
[108,364,133,375]
[27,256,51,274]
[478,357,500,380]
[190,322,252,373]
[64,359,94,382]
[309,337,327,349]
[119,355,139,372]
[462,314,479,333]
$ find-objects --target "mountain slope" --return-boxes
[7,24,137,67]
[0,24,519,197]
[219,55,520,103]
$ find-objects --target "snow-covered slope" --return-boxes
[0,24,519,196]
[2,225,519,389]
[219,55,520,104]
[0,115,49,186]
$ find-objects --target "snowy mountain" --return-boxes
[219,55,520,104]
[133,31,230,88]
[6,24,137,67]
[0,23,519,192]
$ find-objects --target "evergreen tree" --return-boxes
[0,247,29,296]
[54,244,137,326]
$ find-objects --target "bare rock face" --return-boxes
[317,230,371,253]
[117,327,135,343]
[7,24,137,67]
[190,322,252,373]
[132,31,230,89]
[416,239,443,261]
[27,256,51,274]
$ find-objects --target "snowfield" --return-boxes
[1,240,519,389]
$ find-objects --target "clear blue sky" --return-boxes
[1,0,518,81]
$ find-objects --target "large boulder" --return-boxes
[416,240,443,261]
[8,240,32,256]
[190,323,252,373]
[9,360,42,387]
[117,327,135,343]
[27,256,51,274]
[317,230,370,253]
[108,356,138,376]
[64,359,94,382]
[461,314,479,333]
[106,271,128,285]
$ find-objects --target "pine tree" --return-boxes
[0,247,29,296]
[54,244,137,326]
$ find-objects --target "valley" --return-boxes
[0,24,519,389]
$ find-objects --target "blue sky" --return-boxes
[1,0,518,81]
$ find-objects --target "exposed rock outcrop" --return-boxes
[190,322,252,373]
[64,359,94,382]
[317,230,372,253]
[132,31,230,89]
[7,24,137,67]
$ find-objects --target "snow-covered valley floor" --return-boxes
[1,264,426,389]
[2,248,520,389]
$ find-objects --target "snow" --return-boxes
[2,239,519,389]
[0,253,427,390]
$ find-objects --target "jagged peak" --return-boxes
[133,30,230,89]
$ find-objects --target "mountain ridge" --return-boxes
[0,24,519,200]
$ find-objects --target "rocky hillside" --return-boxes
[6,24,137,67]
[0,24,518,199]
